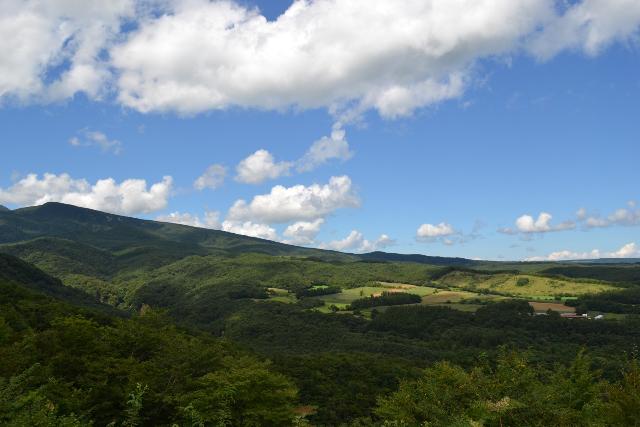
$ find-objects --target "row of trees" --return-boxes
[295,285,342,298]
[349,292,422,310]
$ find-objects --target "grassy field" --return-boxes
[265,287,297,304]
[437,272,617,298]
[306,283,438,312]
[421,290,483,304]
[264,274,620,316]
[529,301,575,313]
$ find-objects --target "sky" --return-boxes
[0,0,639,261]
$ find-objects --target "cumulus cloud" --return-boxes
[416,221,484,245]
[525,242,640,261]
[238,124,353,184]
[320,230,395,253]
[110,0,554,117]
[156,210,221,229]
[194,164,226,190]
[501,212,575,234]
[0,173,172,215]
[529,0,640,59]
[417,222,456,239]
[282,219,325,246]
[2,1,639,117]
[221,220,278,241]
[235,150,292,184]
[0,0,134,102]
[227,175,359,224]
[69,129,122,154]
[297,125,353,173]
[582,202,640,229]
[612,242,640,258]
[526,249,602,261]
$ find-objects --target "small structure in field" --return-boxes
[560,313,588,319]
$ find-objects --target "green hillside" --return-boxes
[0,202,352,259]
[0,254,300,426]
[0,203,459,309]
[2,204,640,424]
[0,252,120,314]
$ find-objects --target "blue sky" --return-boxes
[1,0,639,260]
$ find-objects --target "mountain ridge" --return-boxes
[0,202,476,266]
[4,202,636,268]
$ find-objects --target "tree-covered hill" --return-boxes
[0,203,466,308]
[0,202,356,260]
[0,252,120,314]
[0,202,481,266]
[0,254,300,426]
[358,250,476,266]
[2,204,640,424]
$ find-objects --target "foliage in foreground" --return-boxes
[376,350,640,427]
[0,282,298,426]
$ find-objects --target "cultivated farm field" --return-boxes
[306,282,437,311]
[437,271,617,298]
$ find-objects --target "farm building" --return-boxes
[560,313,588,319]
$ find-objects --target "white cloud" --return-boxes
[156,210,221,229]
[69,129,122,154]
[3,1,640,117]
[611,242,639,258]
[282,219,325,246]
[194,164,226,190]
[238,124,354,183]
[320,230,395,253]
[235,150,292,184]
[525,242,640,261]
[576,207,587,220]
[0,173,172,215]
[582,204,640,229]
[221,220,278,241]
[417,222,456,239]
[501,212,575,234]
[525,249,602,261]
[227,175,359,224]
[0,0,134,102]
[297,125,353,173]
[529,0,640,59]
[110,0,553,117]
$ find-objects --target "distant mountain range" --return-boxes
[565,258,640,264]
[1,202,636,268]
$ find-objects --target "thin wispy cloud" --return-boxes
[69,129,122,155]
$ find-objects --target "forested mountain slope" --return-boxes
[0,202,353,260]
[2,204,640,424]
[0,254,300,426]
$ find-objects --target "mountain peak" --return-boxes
[0,204,9,212]
[14,202,125,222]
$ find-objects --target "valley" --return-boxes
[1,203,640,425]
